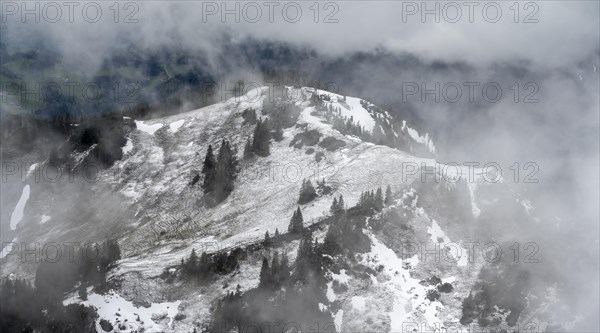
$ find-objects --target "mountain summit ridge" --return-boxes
[3,86,559,332]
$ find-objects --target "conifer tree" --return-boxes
[280,253,290,282]
[330,197,338,215]
[199,252,211,278]
[295,206,304,228]
[372,123,386,145]
[323,222,340,255]
[295,231,317,282]
[299,179,317,204]
[288,206,304,233]
[275,228,280,238]
[259,257,271,288]
[271,251,280,284]
[298,231,313,260]
[242,107,258,125]
[243,137,253,159]
[375,187,384,211]
[201,145,216,193]
[214,140,240,201]
[103,239,121,266]
[288,210,297,233]
[359,190,376,211]
[264,231,271,247]
[252,118,271,157]
[385,185,393,205]
[331,194,345,215]
[253,119,262,149]
[185,248,199,274]
[346,117,353,132]
[272,118,284,141]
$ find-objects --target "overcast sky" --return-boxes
[3,1,598,219]
[2,1,599,329]
[3,1,599,71]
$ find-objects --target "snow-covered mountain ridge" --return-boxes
[2,86,563,332]
[107,86,445,256]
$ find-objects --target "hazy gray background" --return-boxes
[1,0,599,330]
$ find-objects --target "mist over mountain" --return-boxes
[1,1,598,332]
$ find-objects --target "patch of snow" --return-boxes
[122,138,134,155]
[427,219,450,245]
[10,185,30,230]
[135,120,163,135]
[319,303,328,312]
[401,120,436,154]
[331,269,350,285]
[65,290,181,332]
[466,182,481,218]
[442,276,456,284]
[149,146,165,166]
[298,106,334,133]
[26,163,38,179]
[427,217,468,267]
[343,97,376,132]
[1,239,17,259]
[169,120,185,133]
[351,296,367,312]
[334,309,344,331]
[121,187,142,201]
[307,87,376,132]
[73,144,97,165]
[363,233,444,331]
[326,269,350,302]
[39,214,51,225]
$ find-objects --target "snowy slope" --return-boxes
[1,86,546,332]
[105,87,454,276]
